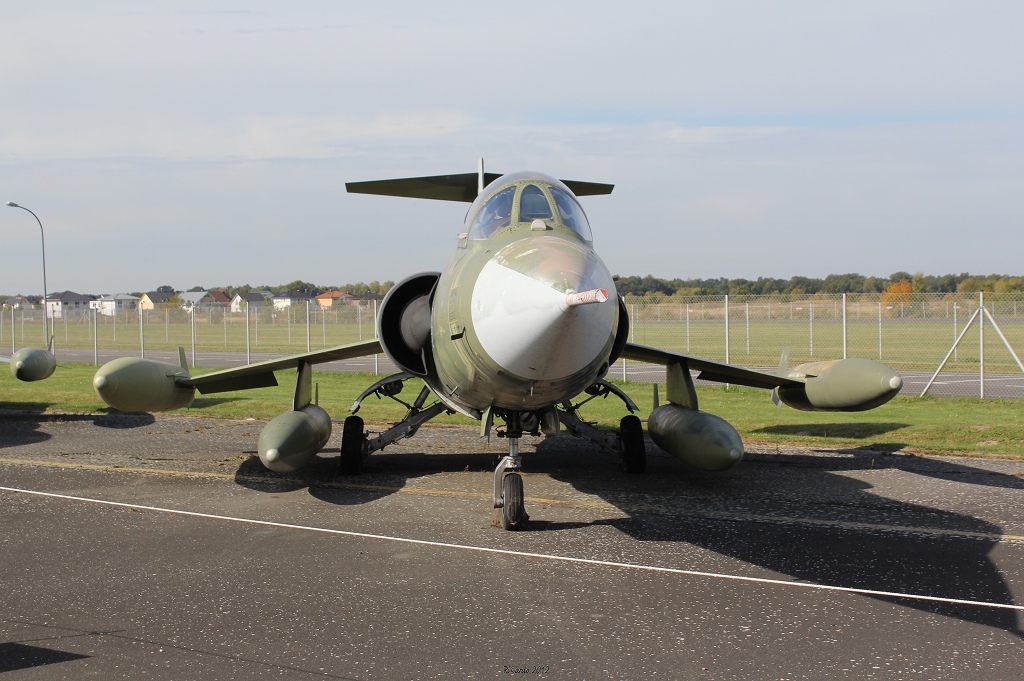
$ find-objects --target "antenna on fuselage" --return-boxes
[477,157,485,197]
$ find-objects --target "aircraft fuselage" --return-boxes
[424,172,620,417]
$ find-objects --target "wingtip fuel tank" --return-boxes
[777,358,903,412]
[93,357,195,412]
[10,347,56,382]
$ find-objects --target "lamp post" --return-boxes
[6,202,49,347]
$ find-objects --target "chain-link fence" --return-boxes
[4,292,1023,398]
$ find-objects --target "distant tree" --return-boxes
[187,285,205,292]
[156,284,176,293]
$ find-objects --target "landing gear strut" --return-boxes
[492,412,538,530]
[340,372,452,474]
[493,437,527,530]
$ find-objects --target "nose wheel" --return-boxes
[494,437,528,530]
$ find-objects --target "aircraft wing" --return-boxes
[182,339,383,394]
[619,342,804,390]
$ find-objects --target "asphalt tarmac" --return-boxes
[1,411,1023,679]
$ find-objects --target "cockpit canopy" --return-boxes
[465,172,593,242]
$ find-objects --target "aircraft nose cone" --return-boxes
[890,375,903,391]
[470,236,616,380]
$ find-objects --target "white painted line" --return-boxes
[2,485,1021,612]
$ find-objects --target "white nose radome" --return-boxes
[470,239,616,381]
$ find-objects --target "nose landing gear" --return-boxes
[494,437,527,530]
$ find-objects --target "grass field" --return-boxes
[7,300,1023,378]
[4,362,1023,461]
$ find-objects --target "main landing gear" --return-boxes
[340,372,452,474]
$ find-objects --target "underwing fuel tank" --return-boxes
[92,357,195,412]
[647,404,744,471]
[10,347,56,382]
[777,358,903,411]
[257,405,332,473]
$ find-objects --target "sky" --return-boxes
[1,1,1022,296]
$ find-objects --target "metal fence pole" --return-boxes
[306,300,311,353]
[953,303,958,362]
[878,301,882,359]
[724,295,729,364]
[745,302,749,354]
[685,304,690,352]
[139,307,145,358]
[245,302,251,364]
[809,301,814,357]
[93,308,98,365]
[191,307,196,367]
[980,291,985,399]
[842,293,847,359]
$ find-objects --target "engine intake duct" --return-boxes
[377,272,439,376]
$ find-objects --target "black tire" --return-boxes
[619,414,646,474]
[501,473,527,530]
[339,415,365,475]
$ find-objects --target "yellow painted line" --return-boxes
[2,456,1022,543]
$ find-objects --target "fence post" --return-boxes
[745,302,749,354]
[245,302,251,365]
[191,307,196,367]
[139,307,145,359]
[980,291,985,399]
[809,301,814,357]
[842,293,847,359]
[878,301,882,359]
[724,295,729,364]
[306,299,311,353]
[93,308,98,365]
[953,302,958,362]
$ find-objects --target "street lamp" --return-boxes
[6,201,49,347]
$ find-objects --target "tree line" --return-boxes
[612,272,1024,298]
[139,272,1024,301]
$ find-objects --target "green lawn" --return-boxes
[4,362,1023,461]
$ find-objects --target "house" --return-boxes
[230,291,271,313]
[45,291,95,319]
[2,295,32,310]
[271,289,315,311]
[208,290,231,306]
[89,293,140,316]
[315,290,356,309]
[138,291,176,311]
[180,291,214,310]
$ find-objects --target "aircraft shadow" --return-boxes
[225,430,1022,635]
[755,422,910,438]
[537,437,1023,636]
[0,642,90,673]
[0,411,154,449]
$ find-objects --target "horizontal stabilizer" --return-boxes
[347,173,614,203]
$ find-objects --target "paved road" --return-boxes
[1,412,1022,679]
[52,347,1024,399]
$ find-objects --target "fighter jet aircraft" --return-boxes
[92,164,903,530]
